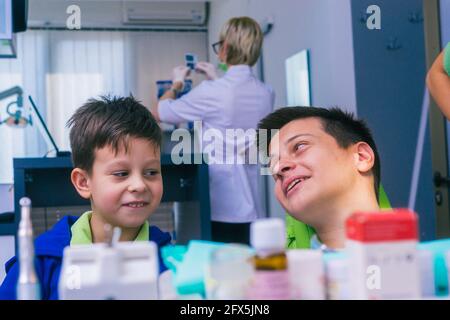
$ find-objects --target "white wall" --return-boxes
[208,0,357,218]
[208,0,356,110]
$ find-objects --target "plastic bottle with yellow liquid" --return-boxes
[246,218,291,300]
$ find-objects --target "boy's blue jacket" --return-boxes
[0,216,172,300]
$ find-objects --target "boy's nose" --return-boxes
[277,158,296,175]
[128,175,147,193]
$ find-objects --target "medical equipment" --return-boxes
[346,209,421,299]
[324,252,350,300]
[0,86,31,127]
[28,96,71,157]
[165,240,224,297]
[59,227,159,300]
[247,218,291,300]
[418,239,450,297]
[205,244,254,300]
[287,249,325,300]
[17,197,41,300]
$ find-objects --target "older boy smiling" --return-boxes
[258,107,380,249]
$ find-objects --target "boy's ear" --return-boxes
[353,142,375,174]
[71,168,91,199]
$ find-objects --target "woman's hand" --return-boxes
[172,65,191,89]
[195,61,218,80]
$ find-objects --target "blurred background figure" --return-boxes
[153,17,275,244]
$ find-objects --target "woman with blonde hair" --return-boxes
[153,17,275,244]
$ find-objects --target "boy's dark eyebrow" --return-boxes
[106,158,160,167]
[144,159,161,166]
[285,133,315,145]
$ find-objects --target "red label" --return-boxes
[346,208,418,242]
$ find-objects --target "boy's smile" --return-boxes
[283,175,311,198]
[122,201,149,209]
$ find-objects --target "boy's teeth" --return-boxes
[287,178,304,192]
[128,203,144,208]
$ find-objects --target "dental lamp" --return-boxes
[0,86,32,128]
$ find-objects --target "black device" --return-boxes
[12,0,28,33]
[28,96,71,157]
[185,53,198,70]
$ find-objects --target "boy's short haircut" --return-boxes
[257,106,381,198]
[67,95,161,174]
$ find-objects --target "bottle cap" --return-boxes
[250,218,285,251]
[19,197,31,207]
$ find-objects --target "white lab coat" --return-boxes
[158,65,275,223]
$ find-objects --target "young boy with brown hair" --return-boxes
[0,96,171,299]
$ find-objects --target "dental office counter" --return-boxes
[0,153,211,246]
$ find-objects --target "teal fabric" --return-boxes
[444,42,450,76]
[166,240,225,297]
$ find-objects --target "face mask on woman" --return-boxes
[218,62,228,72]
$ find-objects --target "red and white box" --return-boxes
[345,209,421,299]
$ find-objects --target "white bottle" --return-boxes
[17,197,41,300]
[247,218,290,300]
[418,249,435,298]
[205,244,254,300]
[287,249,325,300]
[324,252,350,300]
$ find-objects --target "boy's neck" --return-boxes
[311,187,380,249]
[90,212,141,243]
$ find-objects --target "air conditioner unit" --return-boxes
[123,1,207,26]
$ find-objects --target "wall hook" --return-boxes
[408,12,423,24]
[386,36,402,51]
